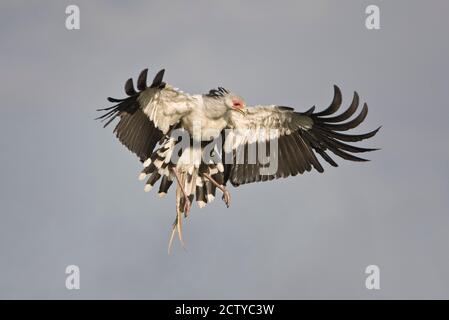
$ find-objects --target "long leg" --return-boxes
[171,167,191,215]
[168,168,191,253]
[203,173,231,208]
[168,201,184,254]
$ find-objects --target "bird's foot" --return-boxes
[183,197,191,217]
[222,190,231,208]
[202,173,231,208]
[168,215,186,254]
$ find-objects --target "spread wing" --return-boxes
[96,69,194,162]
[222,86,380,186]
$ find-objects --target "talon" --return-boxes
[222,190,231,208]
[203,173,231,208]
[184,197,191,217]
[168,211,186,254]
[168,220,177,254]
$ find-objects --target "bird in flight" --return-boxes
[97,68,379,252]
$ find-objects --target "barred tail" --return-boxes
[139,139,226,210]
[139,138,175,195]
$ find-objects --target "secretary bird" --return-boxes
[96,68,380,252]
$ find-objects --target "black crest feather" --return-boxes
[206,87,230,98]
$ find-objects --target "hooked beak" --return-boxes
[232,106,247,116]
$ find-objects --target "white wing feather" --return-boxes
[139,84,195,134]
[224,106,313,152]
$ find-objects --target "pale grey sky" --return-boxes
[1,0,449,299]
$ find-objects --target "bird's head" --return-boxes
[224,93,247,115]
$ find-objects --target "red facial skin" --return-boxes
[232,99,245,110]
